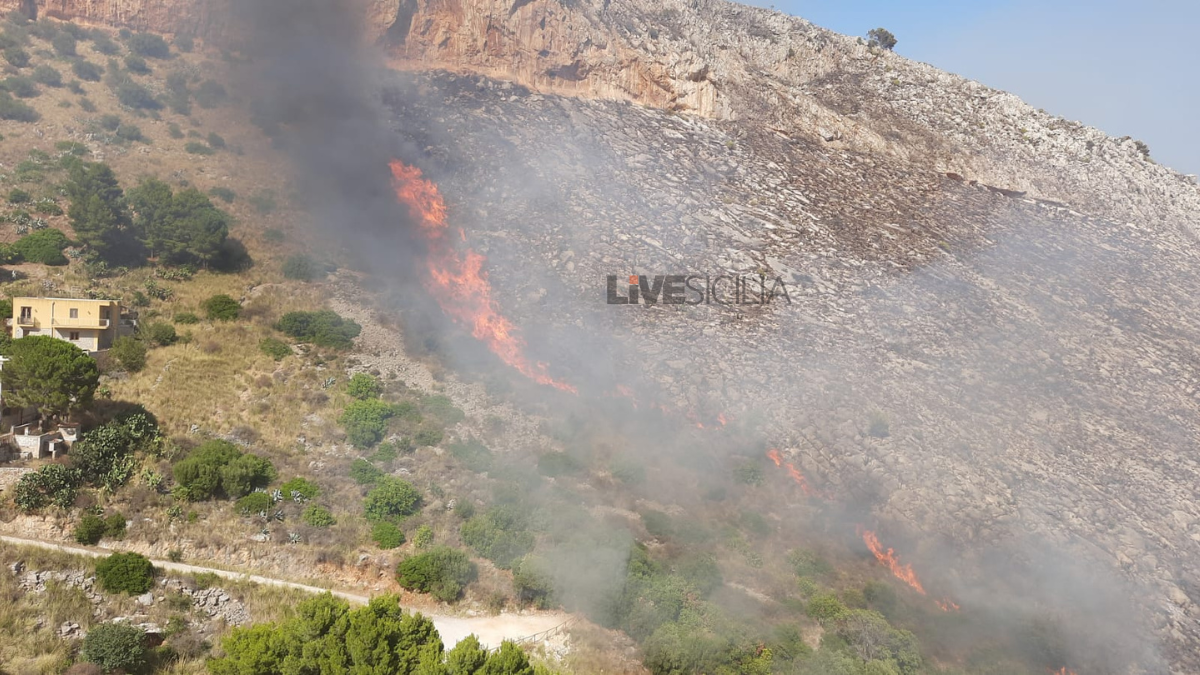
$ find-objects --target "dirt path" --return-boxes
[0,534,569,649]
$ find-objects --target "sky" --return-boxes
[744,0,1200,176]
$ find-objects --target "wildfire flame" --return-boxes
[766,449,816,497]
[767,449,782,467]
[859,528,926,595]
[936,598,960,612]
[1051,669,1079,675]
[389,160,575,393]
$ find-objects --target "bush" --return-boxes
[7,187,30,203]
[91,31,119,55]
[372,521,405,549]
[209,186,236,203]
[206,131,225,148]
[74,514,107,544]
[235,491,272,516]
[31,64,61,87]
[123,53,150,74]
[202,293,239,321]
[13,464,82,510]
[0,90,37,121]
[460,506,534,570]
[349,458,383,485]
[513,558,555,609]
[4,46,28,67]
[114,79,160,109]
[128,32,170,58]
[172,439,273,501]
[276,310,362,349]
[364,477,422,521]
[346,373,380,400]
[536,452,583,477]
[280,477,320,501]
[448,438,492,472]
[111,335,147,372]
[185,141,214,155]
[395,546,477,602]
[95,551,154,594]
[282,253,321,281]
[12,228,69,265]
[73,59,102,81]
[82,622,147,672]
[174,34,194,53]
[412,424,444,448]
[173,311,200,324]
[259,337,291,361]
[51,31,77,56]
[219,453,277,498]
[104,512,127,538]
[194,79,227,108]
[340,398,395,448]
[142,321,177,346]
[302,504,336,527]
[806,592,847,623]
[2,75,37,97]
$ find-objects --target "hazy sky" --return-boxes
[745,0,1199,176]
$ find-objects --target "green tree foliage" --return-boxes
[346,373,381,400]
[11,228,69,265]
[340,399,396,448]
[73,513,107,544]
[104,512,127,538]
[282,253,322,281]
[371,521,405,549]
[51,31,76,56]
[1,335,99,421]
[834,610,922,674]
[31,64,61,87]
[512,558,556,609]
[276,310,362,349]
[110,335,147,372]
[302,504,336,527]
[173,311,200,324]
[867,28,897,51]
[395,547,477,603]
[127,179,231,266]
[123,54,150,74]
[0,90,37,121]
[460,506,535,570]
[141,321,177,346]
[235,492,272,516]
[202,293,240,321]
[480,641,535,675]
[445,635,488,674]
[95,551,154,594]
[82,622,147,672]
[363,478,422,521]
[1,74,37,97]
[807,592,848,623]
[13,464,82,511]
[172,439,273,501]
[73,59,102,81]
[71,413,160,491]
[3,46,29,68]
[281,477,320,501]
[65,162,134,263]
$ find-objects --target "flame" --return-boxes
[765,449,816,496]
[936,598,960,612]
[717,413,728,426]
[859,528,926,595]
[389,160,575,393]
[1051,669,1079,675]
[767,448,783,467]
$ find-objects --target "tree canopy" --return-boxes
[127,178,230,265]
[1,335,99,422]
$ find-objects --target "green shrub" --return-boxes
[30,66,62,90]
[395,546,477,602]
[259,337,291,361]
[371,521,405,549]
[141,321,177,346]
[867,27,898,51]
[123,53,150,74]
[412,424,444,448]
[349,458,383,485]
[185,141,214,155]
[340,398,395,448]
[280,477,320,501]
[115,122,145,143]
[460,506,534,570]
[95,551,154,594]
[640,510,673,539]
[110,335,147,372]
[128,32,170,58]
[104,512,127,539]
[91,32,119,55]
[1,75,37,98]
[82,622,147,672]
[302,504,336,527]
[114,79,160,109]
[363,477,422,521]
[174,34,194,53]
[536,452,583,477]
[346,373,380,400]
[0,91,37,121]
[282,253,321,281]
[202,293,239,321]
[208,186,236,203]
[513,558,556,609]
[168,122,185,139]
[734,461,764,485]
[74,514,107,545]
[51,31,76,56]
[173,311,200,324]
[276,310,361,349]
[7,187,30,203]
[73,59,102,81]
[806,592,847,623]
[12,228,69,265]
[422,394,465,425]
[13,464,82,510]
[235,491,272,516]
[220,453,277,498]
[194,79,227,108]
[413,524,433,549]
[447,438,492,472]
[206,131,225,149]
[3,46,29,68]
[172,439,273,501]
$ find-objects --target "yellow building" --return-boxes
[10,297,122,353]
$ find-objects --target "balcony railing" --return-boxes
[52,318,110,329]
[16,316,35,326]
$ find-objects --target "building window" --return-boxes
[69,332,79,341]
[19,307,31,319]
[101,307,110,320]
[69,308,78,319]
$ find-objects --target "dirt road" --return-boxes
[0,533,569,649]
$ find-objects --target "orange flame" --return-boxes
[717,413,728,426]
[936,598,960,612]
[1051,669,1079,675]
[389,161,575,393]
[767,449,783,467]
[765,449,815,496]
[859,528,926,595]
